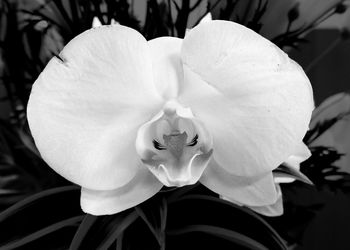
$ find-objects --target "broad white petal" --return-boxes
[181,21,313,177]
[27,25,163,190]
[200,160,278,207]
[148,37,183,100]
[81,168,163,215]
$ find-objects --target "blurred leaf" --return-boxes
[168,224,269,250]
[301,146,350,191]
[209,0,267,34]
[144,0,171,39]
[0,119,68,210]
[0,120,40,209]
[296,193,350,250]
[304,112,350,144]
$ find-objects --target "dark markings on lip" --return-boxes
[153,139,166,150]
[187,134,198,147]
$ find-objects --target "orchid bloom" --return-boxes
[27,21,314,216]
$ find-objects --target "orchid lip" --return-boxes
[136,100,213,187]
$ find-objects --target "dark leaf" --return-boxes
[0,185,81,247]
[0,215,83,250]
[166,192,288,250]
[167,224,269,250]
[69,209,139,250]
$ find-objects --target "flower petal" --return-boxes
[274,141,312,183]
[27,25,163,190]
[273,142,312,184]
[81,167,163,215]
[200,160,278,206]
[180,21,314,177]
[222,184,283,216]
[148,37,183,100]
[246,184,283,216]
[283,142,311,170]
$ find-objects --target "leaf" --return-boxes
[0,185,81,247]
[0,120,68,210]
[69,214,98,249]
[166,192,288,250]
[263,182,332,244]
[0,215,83,250]
[167,224,269,250]
[69,209,139,250]
[135,196,167,247]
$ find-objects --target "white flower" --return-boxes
[27,21,314,216]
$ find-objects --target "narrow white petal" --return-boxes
[81,168,163,215]
[284,142,311,170]
[222,184,283,216]
[275,142,312,183]
[200,160,278,207]
[246,185,283,216]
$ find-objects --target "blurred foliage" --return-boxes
[0,118,68,211]
[0,0,350,249]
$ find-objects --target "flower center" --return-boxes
[136,101,213,187]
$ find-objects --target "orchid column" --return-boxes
[27,21,314,216]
